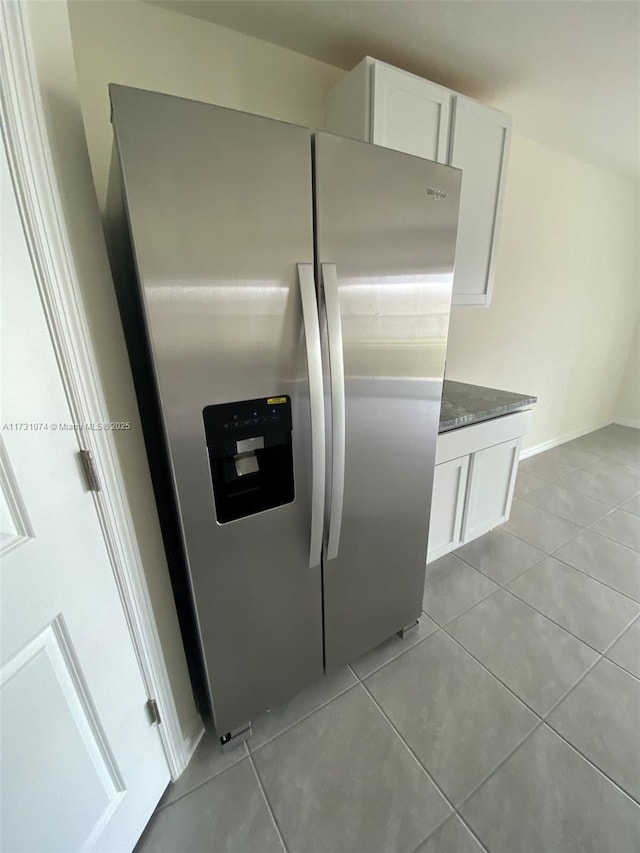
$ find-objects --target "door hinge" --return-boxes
[145,698,161,726]
[79,449,101,492]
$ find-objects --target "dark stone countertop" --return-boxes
[439,380,537,433]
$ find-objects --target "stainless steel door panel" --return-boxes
[110,86,323,733]
[315,132,461,669]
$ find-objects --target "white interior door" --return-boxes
[1,129,169,851]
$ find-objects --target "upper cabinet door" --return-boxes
[325,58,512,308]
[371,62,451,163]
[448,96,512,306]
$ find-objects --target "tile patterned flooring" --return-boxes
[137,425,640,853]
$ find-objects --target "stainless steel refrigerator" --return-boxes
[106,85,461,746]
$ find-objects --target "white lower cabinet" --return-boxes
[427,411,531,563]
[462,437,521,541]
[428,455,470,562]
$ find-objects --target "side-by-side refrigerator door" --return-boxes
[314,131,461,670]
[109,85,325,736]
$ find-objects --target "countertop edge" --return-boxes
[438,400,537,433]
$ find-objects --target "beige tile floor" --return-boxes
[137,424,640,853]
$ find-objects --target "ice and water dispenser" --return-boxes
[203,396,294,523]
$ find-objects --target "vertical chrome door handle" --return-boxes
[297,263,325,568]
[321,263,345,561]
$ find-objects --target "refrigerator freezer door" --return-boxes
[109,86,324,734]
[315,132,461,669]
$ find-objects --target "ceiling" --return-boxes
[150,1,640,178]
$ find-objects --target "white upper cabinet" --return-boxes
[325,58,512,308]
[448,96,511,305]
[370,62,450,163]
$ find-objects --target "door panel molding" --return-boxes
[0,0,197,776]
[1,616,125,851]
[0,436,34,557]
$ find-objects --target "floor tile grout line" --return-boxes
[504,508,587,552]
[358,679,459,811]
[247,750,290,853]
[452,718,547,816]
[520,453,640,504]
[450,650,628,813]
[552,458,640,486]
[360,675,494,853]
[449,817,492,853]
[442,584,640,720]
[447,609,640,813]
[363,651,545,836]
[455,492,595,561]
[454,700,640,820]
[600,625,640,685]
[576,507,639,544]
[543,719,640,807]
[518,485,617,525]
[408,812,492,853]
[353,657,487,853]
[546,548,640,605]
[499,584,640,657]
[525,439,640,476]
[351,627,437,681]
[516,441,640,515]
[507,494,639,554]
[537,622,633,721]
[577,519,640,553]
[479,522,583,560]
[449,548,548,594]
[508,497,595,536]
[435,584,614,662]
[422,582,502,633]
[351,629,435,683]
[156,743,249,812]
[384,586,612,729]
[536,475,640,510]
[405,815,453,853]
[247,680,360,755]
[362,665,532,853]
[439,623,546,716]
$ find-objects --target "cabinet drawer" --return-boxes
[437,410,532,464]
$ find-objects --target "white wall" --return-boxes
[25,0,199,745]
[446,135,640,449]
[68,0,342,211]
[615,320,640,427]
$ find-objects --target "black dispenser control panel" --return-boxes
[203,396,294,523]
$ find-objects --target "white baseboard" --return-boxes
[173,715,205,780]
[519,419,612,460]
[613,418,640,429]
